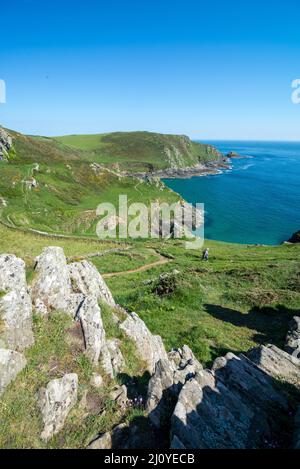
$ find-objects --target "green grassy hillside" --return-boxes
[0,129,185,235]
[54,131,223,172]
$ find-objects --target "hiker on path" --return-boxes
[202,248,209,261]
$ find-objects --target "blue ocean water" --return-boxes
[164,141,300,245]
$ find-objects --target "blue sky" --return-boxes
[1,0,300,140]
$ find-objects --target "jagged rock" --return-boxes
[120,312,168,374]
[0,254,34,351]
[0,128,12,160]
[285,316,300,357]
[171,348,298,449]
[146,359,176,428]
[171,369,264,449]
[101,343,114,378]
[31,247,74,315]
[90,372,103,389]
[37,373,78,441]
[110,384,128,408]
[88,431,112,449]
[88,422,145,450]
[247,344,300,387]
[77,296,107,366]
[0,254,27,292]
[146,346,203,428]
[169,344,203,383]
[0,349,27,396]
[68,260,116,307]
[106,338,125,373]
[0,289,34,351]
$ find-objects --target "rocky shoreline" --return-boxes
[123,161,230,180]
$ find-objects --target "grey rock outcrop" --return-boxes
[248,344,300,387]
[90,372,103,389]
[106,338,125,373]
[0,254,27,291]
[37,373,78,441]
[0,289,34,351]
[77,295,112,375]
[31,247,74,315]
[285,316,300,357]
[168,344,203,383]
[146,345,203,428]
[88,431,112,449]
[31,247,117,375]
[0,348,27,396]
[110,384,128,408]
[170,346,300,449]
[0,127,12,160]
[212,352,287,409]
[0,254,34,351]
[120,312,168,374]
[68,260,116,307]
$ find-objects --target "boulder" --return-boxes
[0,288,34,351]
[285,316,300,357]
[0,348,27,396]
[31,247,74,315]
[68,260,116,307]
[0,254,27,292]
[120,312,168,374]
[37,373,78,441]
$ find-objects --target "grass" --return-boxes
[105,239,300,366]
[0,159,180,236]
[54,131,222,171]
[0,218,299,368]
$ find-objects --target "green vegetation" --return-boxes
[54,131,222,172]
[0,219,299,368]
[105,239,300,366]
[0,128,222,236]
[1,126,300,447]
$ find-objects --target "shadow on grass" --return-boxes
[204,303,297,349]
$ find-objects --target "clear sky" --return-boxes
[1,0,300,140]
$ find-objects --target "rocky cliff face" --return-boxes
[0,128,12,161]
[0,245,299,448]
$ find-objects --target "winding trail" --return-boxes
[102,254,171,278]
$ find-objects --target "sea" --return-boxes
[163,141,300,245]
